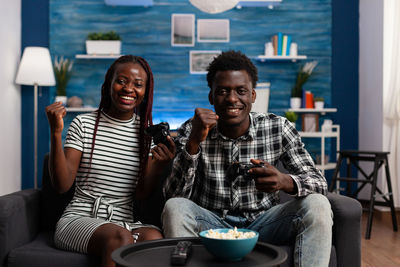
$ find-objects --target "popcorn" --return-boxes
[205,227,256,239]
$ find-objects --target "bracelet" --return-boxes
[132,233,140,243]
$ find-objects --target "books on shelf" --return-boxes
[271,32,293,56]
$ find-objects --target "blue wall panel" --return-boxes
[49,0,332,131]
[21,0,50,189]
[22,0,362,188]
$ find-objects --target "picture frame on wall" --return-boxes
[251,82,271,113]
[190,50,221,74]
[302,114,320,132]
[171,14,195,47]
[197,19,230,43]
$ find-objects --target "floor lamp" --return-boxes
[15,47,55,189]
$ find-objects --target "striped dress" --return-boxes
[54,111,156,253]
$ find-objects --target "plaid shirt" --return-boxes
[163,112,327,222]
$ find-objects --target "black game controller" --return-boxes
[145,122,170,147]
[227,162,265,180]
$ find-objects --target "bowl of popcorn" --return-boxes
[199,227,259,261]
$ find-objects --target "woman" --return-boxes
[45,55,175,267]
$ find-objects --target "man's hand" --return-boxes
[45,102,67,134]
[151,136,176,164]
[186,108,218,155]
[248,159,297,194]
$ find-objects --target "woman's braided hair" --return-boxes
[88,55,154,180]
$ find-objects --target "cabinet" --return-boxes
[289,108,339,175]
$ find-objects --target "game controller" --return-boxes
[144,122,170,146]
[227,162,265,180]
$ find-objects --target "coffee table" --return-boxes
[112,237,287,266]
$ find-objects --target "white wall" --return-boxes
[0,0,22,195]
[359,0,383,151]
[359,0,399,207]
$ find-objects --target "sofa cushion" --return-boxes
[7,232,99,267]
[39,154,74,232]
[278,245,337,267]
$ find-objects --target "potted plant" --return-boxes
[86,31,121,55]
[284,111,298,127]
[53,56,73,105]
[290,61,318,108]
[314,97,324,109]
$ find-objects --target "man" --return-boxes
[162,50,332,266]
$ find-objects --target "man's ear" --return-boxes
[208,90,214,105]
[252,89,256,103]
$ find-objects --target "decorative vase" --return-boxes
[67,96,83,107]
[315,101,324,109]
[55,95,67,106]
[290,97,302,109]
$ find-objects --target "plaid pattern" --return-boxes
[163,112,327,221]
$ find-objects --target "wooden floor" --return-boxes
[361,210,400,267]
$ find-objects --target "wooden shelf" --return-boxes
[66,107,97,112]
[255,55,307,62]
[75,54,122,59]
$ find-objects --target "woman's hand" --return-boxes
[45,102,67,134]
[150,136,176,164]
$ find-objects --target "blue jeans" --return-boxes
[161,194,333,267]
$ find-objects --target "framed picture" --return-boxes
[302,114,320,132]
[251,82,271,113]
[197,19,230,43]
[171,14,195,47]
[190,50,221,74]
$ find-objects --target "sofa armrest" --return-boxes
[0,189,41,266]
[327,193,362,267]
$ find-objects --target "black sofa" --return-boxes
[0,154,362,267]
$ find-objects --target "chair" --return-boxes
[329,150,398,239]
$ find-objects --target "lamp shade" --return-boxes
[15,47,55,86]
[189,0,239,14]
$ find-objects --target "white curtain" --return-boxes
[383,0,400,207]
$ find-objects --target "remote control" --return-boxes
[170,241,192,266]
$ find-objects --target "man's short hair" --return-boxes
[206,50,258,89]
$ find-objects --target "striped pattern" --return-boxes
[65,111,140,200]
[54,111,147,253]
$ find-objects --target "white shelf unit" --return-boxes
[255,55,307,62]
[66,107,97,112]
[290,108,339,175]
[299,125,340,175]
[75,54,122,59]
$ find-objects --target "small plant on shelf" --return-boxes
[285,111,298,123]
[291,61,318,98]
[87,31,121,41]
[314,96,325,109]
[86,31,122,55]
[53,56,73,98]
